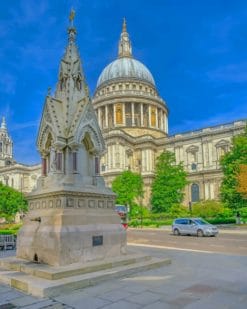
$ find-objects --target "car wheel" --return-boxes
[173,228,180,236]
[197,229,204,237]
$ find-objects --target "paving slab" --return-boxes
[126,290,163,306]
[54,294,111,309]
[0,290,26,305]
[10,295,46,307]
[99,300,142,309]
[97,289,134,302]
[16,299,58,309]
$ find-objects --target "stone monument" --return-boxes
[16,12,126,267]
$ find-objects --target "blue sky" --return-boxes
[0,0,247,164]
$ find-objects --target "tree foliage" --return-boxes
[112,170,144,208]
[0,182,28,220]
[237,164,247,197]
[151,151,188,213]
[220,126,247,210]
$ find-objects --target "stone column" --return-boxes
[148,106,151,127]
[202,141,209,168]
[123,103,126,126]
[105,105,108,128]
[95,156,100,176]
[140,103,144,127]
[41,157,47,176]
[161,112,164,130]
[166,116,168,134]
[98,108,102,128]
[155,107,158,129]
[112,145,116,168]
[113,104,116,126]
[208,141,213,167]
[131,102,135,125]
[71,147,78,172]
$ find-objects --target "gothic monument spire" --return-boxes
[17,11,126,268]
[55,9,89,103]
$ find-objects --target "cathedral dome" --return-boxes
[96,19,155,89]
[96,57,155,88]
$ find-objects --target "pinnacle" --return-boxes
[0,117,7,130]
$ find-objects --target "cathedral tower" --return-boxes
[0,117,13,167]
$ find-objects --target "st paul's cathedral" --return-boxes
[0,20,245,207]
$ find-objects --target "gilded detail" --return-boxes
[116,103,123,124]
[151,107,156,127]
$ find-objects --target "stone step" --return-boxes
[0,256,171,298]
[0,253,152,280]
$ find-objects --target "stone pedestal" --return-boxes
[17,190,126,266]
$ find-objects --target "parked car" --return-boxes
[172,218,218,237]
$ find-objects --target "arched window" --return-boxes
[191,183,200,202]
[216,140,229,160]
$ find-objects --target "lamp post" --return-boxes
[189,201,192,214]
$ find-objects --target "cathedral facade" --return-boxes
[0,117,40,194]
[92,20,246,206]
[0,20,246,207]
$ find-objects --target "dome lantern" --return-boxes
[118,18,132,58]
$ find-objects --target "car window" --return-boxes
[194,219,208,225]
[175,219,188,225]
[115,205,127,213]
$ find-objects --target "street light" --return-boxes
[189,201,192,214]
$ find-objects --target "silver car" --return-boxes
[172,218,218,237]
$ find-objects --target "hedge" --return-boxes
[0,229,18,235]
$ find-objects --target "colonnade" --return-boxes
[96,102,168,133]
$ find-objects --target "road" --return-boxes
[127,228,247,256]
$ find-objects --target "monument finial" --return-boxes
[69,8,76,26]
[68,8,77,43]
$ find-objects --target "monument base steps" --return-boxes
[0,252,171,297]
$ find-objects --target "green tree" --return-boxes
[151,151,187,213]
[220,126,247,210]
[112,170,144,209]
[0,182,28,221]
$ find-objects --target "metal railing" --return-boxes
[0,235,16,250]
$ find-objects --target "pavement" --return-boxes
[0,241,247,309]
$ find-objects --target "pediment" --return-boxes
[186,145,199,153]
[215,139,229,147]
